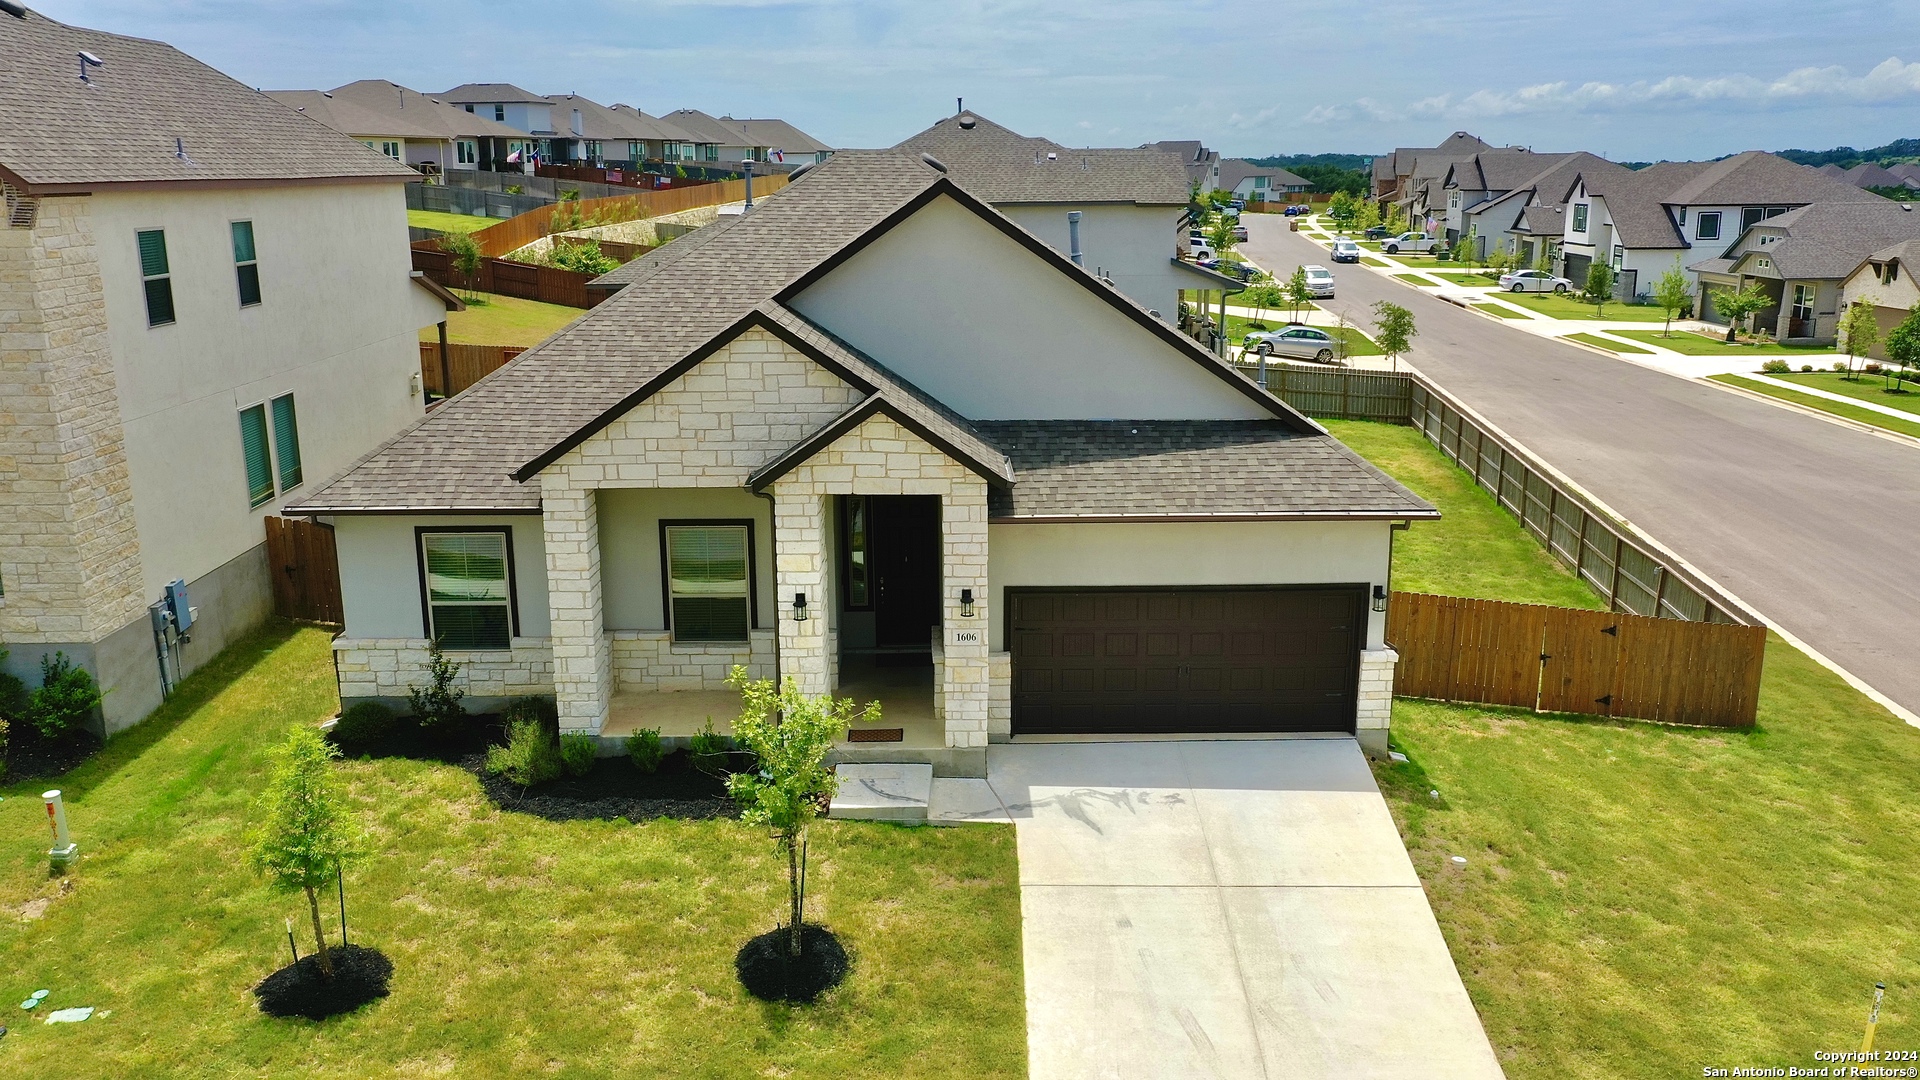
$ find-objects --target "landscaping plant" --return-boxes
[1582,261,1616,317]
[28,650,102,740]
[502,695,559,740]
[559,731,599,777]
[1838,302,1882,377]
[1286,266,1313,321]
[1326,190,1356,232]
[1652,263,1691,337]
[689,717,731,777]
[626,727,665,773]
[405,639,466,729]
[248,725,363,980]
[440,230,484,299]
[1710,283,1772,343]
[1883,303,1920,389]
[331,701,395,754]
[485,719,563,788]
[1204,214,1239,259]
[1372,300,1417,371]
[1351,198,1381,238]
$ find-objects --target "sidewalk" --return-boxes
[1736,372,1920,424]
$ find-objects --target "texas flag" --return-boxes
[772,148,785,163]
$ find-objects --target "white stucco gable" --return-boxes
[786,194,1271,421]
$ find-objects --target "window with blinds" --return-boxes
[420,532,513,650]
[232,220,261,307]
[665,524,751,643]
[137,229,174,326]
[238,405,274,507]
[271,394,301,491]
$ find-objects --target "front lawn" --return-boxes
[1769,370,1920,416]
[1709,375,1920,439]
[1470,301,1534,320]
[420,292,586,347]
[1226,313,1382,356]
[0,626,1026,1078]
[1562,332,1654,354]
[1426,271,1502,286]
[407,209,495,235]
[1361,256,1395,268]
[1497,293,1673,322]
[1329,418,1920,1077]
[1610,329,1837,356]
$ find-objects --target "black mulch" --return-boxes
[735,924,850,1004]
[330,713,503,764]
[2,728,103,784]
[463,748,749,822]
[254,943,393,1021]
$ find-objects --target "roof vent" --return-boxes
[1046,151,1057,162]
[788,160,818,181]
[0,0,27,19]
[958,114,976,130]
[78,50,103,84]
[920,152,947,174]
[4,181,38,228]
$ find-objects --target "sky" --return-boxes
[36,0,1920,162]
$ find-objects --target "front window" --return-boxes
[1696,211,1721,240]
[664,523,752,643]
[419,531,514,650]
[231,220,261,307]
[137,229,174,326]
[493,105,505,122]
[1572,204,1589,232]
[842,497,870,609]
[628,141,642,161]
[703,144,718,161]
[585,140,602,159]
[457,140,477,165]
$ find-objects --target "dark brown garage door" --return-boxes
[1008,586,1366,735]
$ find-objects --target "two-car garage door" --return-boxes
[1007,586,1367,735]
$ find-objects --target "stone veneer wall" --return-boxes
[0,194,146,645]
[611,630,774,690]
[988,651,1011,740]
[1355,645,1398,756]
[334,637,555,704]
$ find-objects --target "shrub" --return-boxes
[560,732,598,776]
[484,719,561,787]
[627,727,665,773]
[333,702,396,752]
[1760,359,1793,374]
[501,696,558,742]
[1801,365,1814,372]
[0,650,27,722]
[690,718,731,777]
[28,651,102,739]
[548,239,618,275]
[1834,362,1850,373]
[406,640,466,729]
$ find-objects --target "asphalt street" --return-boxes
[1240,213,1920,721]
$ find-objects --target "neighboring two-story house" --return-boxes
[1838,240,1920,360]
[1143,140,1220,192]
[1689,201,1920,342]
[319,80,532,174]
[1437,148,1569,251]
[0,6,459,731]
[1371,132,1490,203]
[1217,159,1309,204]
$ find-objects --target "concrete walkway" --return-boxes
[984,738,1505,1080]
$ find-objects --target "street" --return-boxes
[1240,212,1920,722]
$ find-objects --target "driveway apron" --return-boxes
[991,738,1505,1080]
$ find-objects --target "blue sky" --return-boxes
[40,0,1920,161]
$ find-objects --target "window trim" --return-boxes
[231,219,261,307]
[414,526,520,649]
[840,497,871,611]
[1696,211,1722,241]
[1571,203,1589,233]
[456,139,477,165]
[270,393,302,492]
[658,518,758,641]
[136,227,175,327]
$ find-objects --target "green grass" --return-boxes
[1771,370,1920,416]
[0,625,1026,1078]
[421,292,585,347]
[1426,271,1503,286]
[1470,301,1535,320]
[1226,313,1382,356]
[1496,293,1673,322]
[407,209,496,235]
[1390,272,1438,283]
[1709,375,1920,439]
[1562,332,1655,354]
[1610,329,1836,356]
[1329,419,1920,1077]
[1361,257,1395,268]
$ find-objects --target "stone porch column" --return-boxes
[1355,646,1399,759]
[939,481,991,748]
[542,478,609,734]
[770,488,830,695]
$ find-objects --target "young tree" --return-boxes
[1884,303,1920,388]
[1839,302,1882,377]
[440,231,484,300]
[249,726,362,979]
[1286,266,1313,321]
[1384,202,1407,234]
[1327,190,1356,232]
[1583,262,1616,317]
[725,667,879,959]
[1204,214,1240,259]
[1372,300,1417,371]
[1651,263,1691,337]
[1352,199,1381,237]
[1710,284,1772,342]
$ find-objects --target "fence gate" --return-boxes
[1538,607,1622,715]
[264,516,343,625]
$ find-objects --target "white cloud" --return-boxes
[1305,58,1920,123]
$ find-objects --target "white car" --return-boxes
[1330,238,1362,263]
[1379,231,1439,254]
[1302,265,1336,298]
[1496,269,1572,294]
[1244,323,1342,364]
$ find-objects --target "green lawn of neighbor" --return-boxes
[407,209,496,235]
[1610,329,1837,356]
[1327,419,1920,1078]
[0,626,1026,1079]
[1470,301,1535,320]
[1562,332,1654,354]
[1426,271,1503,287]
[1226,313,1382,356]
[1770,370,1920,416]
[1361,257,1395,268]
[1709,375,1920,440]
[1390,272,1439,284]
[1498,293,1673,322]
[421,292,585,347]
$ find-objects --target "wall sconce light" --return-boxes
[960,588,976,618]
[1372,584,1388,612]
[793,592,809,622]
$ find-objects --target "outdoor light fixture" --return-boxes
[1372,584,1388,612]
[960,588,976,618]
[792,592,808,621]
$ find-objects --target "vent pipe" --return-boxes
[1,0,27,19]
[1067,211,1083,266]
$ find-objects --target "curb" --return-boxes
[1699,375,1920,452]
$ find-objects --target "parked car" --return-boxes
[1244,323,1343,364]
[1220,206,1241,220]
[1229,199,1246,210]
[1363,226,1390,240]
[1330,238,1362,263]
[1187,234,1214,259]
[1232,223,1250,242]
[1496,269,1572,294]
[1379,231,1439,254]
[1303,264,1336,298]
[1198,258,1256,282]
[1292,204,1313,215]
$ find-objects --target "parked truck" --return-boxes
[1379,231,1440,254]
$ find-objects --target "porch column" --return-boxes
[542,478,609,734]
[940,480,991,748]
[771,488,830,695]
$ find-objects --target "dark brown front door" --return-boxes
[1008,586,1366,734]
[872,496,941,653]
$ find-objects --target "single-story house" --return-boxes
[1838,239,1920,360]
[1689,201,1920,341]
[1217,159,1309,202]
[288,151,1437,775]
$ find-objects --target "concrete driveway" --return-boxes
[987,737,1504,1080]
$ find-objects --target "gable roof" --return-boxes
[660,109,753,146]
[1218,159,1308,191]
[437,82,552,105]
[327,80,528,140]
[1573,151,1885,250]
[1715,200,1920,280]
[0,7,417,192]
[1843,161,1917,189]
[543,93,664,141]
[896,113,1190,205]
[724,117,834,155]
[606,104,701,143]
[290,151,1318,514]
[265,89,441,141]
[1494,152,1631,236]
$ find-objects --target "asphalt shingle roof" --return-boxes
[977,421,1435,520]
[725,117,834,155]
[1574,152,1884,250]
[606,105,701,144]
[0,7,417,190]
[1721,201,1920,279]
[660,109,753,146]
[437,83,552,105]
[1218,158,1308,191]
[326,80,529,140]
[896,114,1190,205]
[264,89,444,141]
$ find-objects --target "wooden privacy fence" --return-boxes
[411,248,604,309]
[466,174,787,258]
[264,516,342,625]
[419,342,526,398]
[1235,363,1413,422]
[1387,592,1767,727]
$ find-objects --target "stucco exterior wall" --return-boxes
[332,513,549,640]
[789,194,1267,420]
[998,202,1187,321]
[597,487,774,630]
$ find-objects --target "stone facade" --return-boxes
[1356,645,1398,757]
[611,630,774,690]
[988,650,1011,740]
[334,636,555,704]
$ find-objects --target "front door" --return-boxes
[871,496,941,653]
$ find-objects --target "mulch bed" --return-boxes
[464,748,747,822]
[254,943,393,1021]
[2,727,103,784]
[330,713,502,764]
[735,924,850,1004]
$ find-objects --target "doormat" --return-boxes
[846,728,905,743]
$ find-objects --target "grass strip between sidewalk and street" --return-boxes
[1496,293,1673,322]
[1562,332,1655,354]
[1767,370,1920,416]
[1469,301,1534,319]
[1709,374,1920,439]
[1325,419,1920,1079]
[1610,329,1837,357]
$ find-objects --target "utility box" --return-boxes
[165,579,192,633]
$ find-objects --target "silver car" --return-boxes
[1496,269,1572,294]
[1244,323,1342,364]
[1303,264,1335,298]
